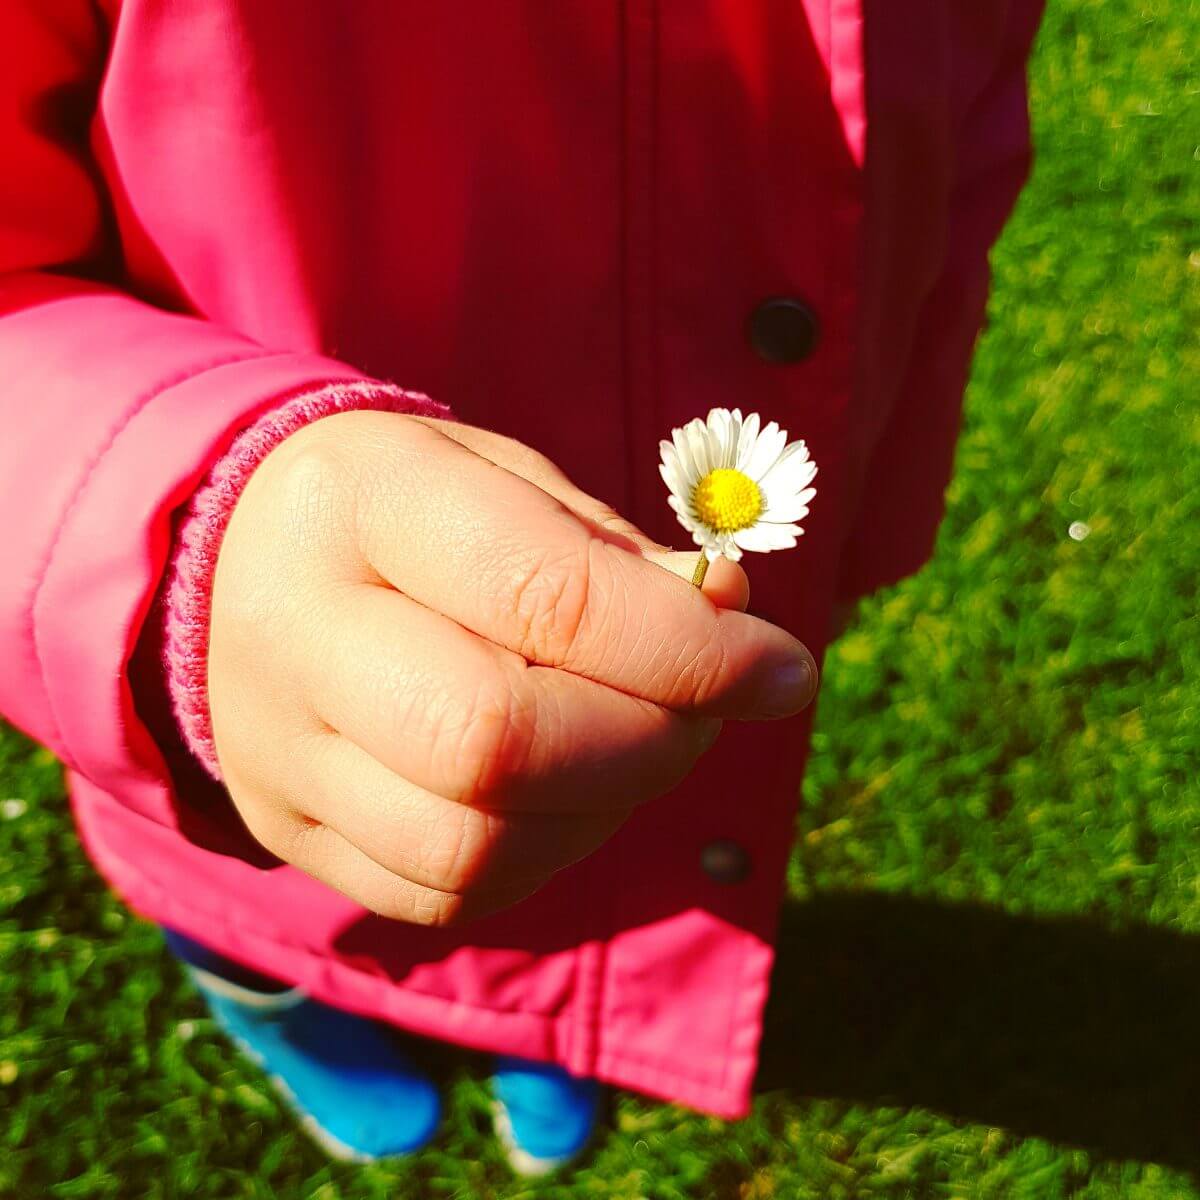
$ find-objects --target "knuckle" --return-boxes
[418,805,494,892]
[590,504,625,532]
[262,431,357,559]
[502,436,559,481]
[430,679,511,799]
[344,864,467,929]
[277,810,325,866]
[506,543,591,665]
[212,477,345,661]
[399,886,467,929]
[242,801,318,868]
[588,504,643,547]
[446,674,538,805]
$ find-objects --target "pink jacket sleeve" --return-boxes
[835,0,1045,603]
[0,4,441,827]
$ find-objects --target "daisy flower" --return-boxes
[659,408,817,583]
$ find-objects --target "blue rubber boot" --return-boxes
[491,1055,602,1175]
[185,962,442,1161]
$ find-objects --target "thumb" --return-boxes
[642,550,751,613]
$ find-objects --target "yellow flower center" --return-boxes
[692,468,763,533]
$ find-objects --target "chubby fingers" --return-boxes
[304,582,720,813]
[346,415,815,719]
[298,732,628,896]
[234,787,542,927]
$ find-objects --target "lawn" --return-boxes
[2,0,1197,1195]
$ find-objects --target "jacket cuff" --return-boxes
[162,381,449,781]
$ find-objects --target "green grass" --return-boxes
[3,0,1198,1195]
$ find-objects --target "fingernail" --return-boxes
[759,654,816,717]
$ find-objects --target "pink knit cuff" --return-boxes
[162,380,451,781]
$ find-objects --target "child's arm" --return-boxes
[0,4,460,818]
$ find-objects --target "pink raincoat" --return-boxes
[0,1,1042,1117]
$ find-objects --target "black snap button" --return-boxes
[747,296,819,364]
[701,839,752,884]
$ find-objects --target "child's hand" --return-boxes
[206,412,817,925]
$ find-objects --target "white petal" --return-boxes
[733,524,798,553]
[706,407,730,434]
[676,512,716,552]
[705,408,733,468]
[685,418,713,479]
[705,415,729,472]
[773,439,810,470]
[744,422,787,481]
[715,533,742,562]
[705,408,726,465]
[761,456,817,494]
[760,478,817,507]
[728,410,745,467]
[760,494,814,523]
[735,412,761,470]
[703,407,725,445]
[659,458,689,498]
[714,407,742,468]
[672,426,700,486]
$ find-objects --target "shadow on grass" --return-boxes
[756,891,1200,1172]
